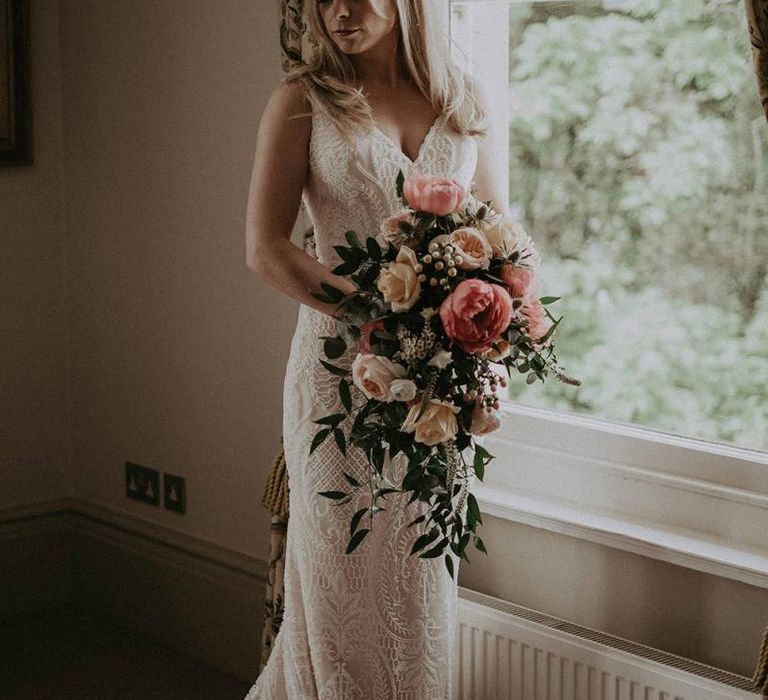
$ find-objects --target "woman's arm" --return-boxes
[245,79,357,317]
[467,77,513,220]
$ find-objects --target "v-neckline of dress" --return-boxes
[368,111,445,167]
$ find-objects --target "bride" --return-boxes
[244,1,506,697]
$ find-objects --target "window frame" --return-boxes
[444,0,768,589]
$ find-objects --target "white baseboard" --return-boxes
[0,498,268,682]
[1,499,760,696]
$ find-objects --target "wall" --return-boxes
[57,0,294,555]
[0,0,71,510]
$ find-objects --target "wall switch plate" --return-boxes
[125,462,160,506]
[163,473,186,514]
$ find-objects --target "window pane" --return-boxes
[450,0,768,452]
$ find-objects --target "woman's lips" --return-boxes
[335,29,360,37]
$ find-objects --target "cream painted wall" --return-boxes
[1,0,762,682]
[0,1,71,510]
[57,0,295,555]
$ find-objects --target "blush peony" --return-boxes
[439,279,514,354]
[469,404,502,436]
[446,227,492,270]
[380,207,419,248]
[402,175,468,216]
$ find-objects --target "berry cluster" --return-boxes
[416,239,461,290]
[457,364,508,411]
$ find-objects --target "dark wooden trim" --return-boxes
[0,0,32,165]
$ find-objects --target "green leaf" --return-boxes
[333,428,347,456]
[473,449,485,481]
[467,493,483,526]
[324,336,347,360]
[320,359,349,377]
[310,428,330,454]
[420,538,448,558]
[346,528,371,554]
[318,490,348,500]
[331,261,359,276]
[320,282,345,302]
[350,507,368,535]
[395,169,405,201]
[526,372,538,385]
[342,470,361,488]
[410,526,440,556]
[407,513,427,528]
[339,379,352,412]
[344,230,363,248]
[313,413,346,426]
[539,296,561,305]
[366,236,382,261]
[309,290,336,304]
[475,444,491,460]
[474,536,488,555]
[444,553,454,579]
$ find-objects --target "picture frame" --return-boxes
[1,0,31,165]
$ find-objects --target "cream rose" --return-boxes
[469,404,502,435]
[376,245,422,312]
[401,398,461,446]
[351,353,408,402]
[389,378,417,402]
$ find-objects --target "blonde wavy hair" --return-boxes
[283,0,488,144]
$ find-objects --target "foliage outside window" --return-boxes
[452,0,768,453]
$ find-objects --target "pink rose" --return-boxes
[359,319,386,354]
[501,263,538,298]
[439,279,514,354]
[520,295,554,345]
[402,175,468,216]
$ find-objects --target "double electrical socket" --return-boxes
[125,461,186,514]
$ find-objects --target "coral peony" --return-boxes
[439,279,514,354]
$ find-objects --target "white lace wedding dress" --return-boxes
[244,103,479,700]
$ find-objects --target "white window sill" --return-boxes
[476,403,768,589]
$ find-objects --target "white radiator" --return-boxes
[456,588,758,700]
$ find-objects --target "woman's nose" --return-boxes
[333,1,351,18]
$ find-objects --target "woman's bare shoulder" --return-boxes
[265,77,313,122]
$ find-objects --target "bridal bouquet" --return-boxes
[310,171,580,579]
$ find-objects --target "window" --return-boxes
[446,0,768,586]
[451,0,768,452]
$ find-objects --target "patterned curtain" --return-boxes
[745,0,768,122]
[256,0,768,691]
[744,3,768,693]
